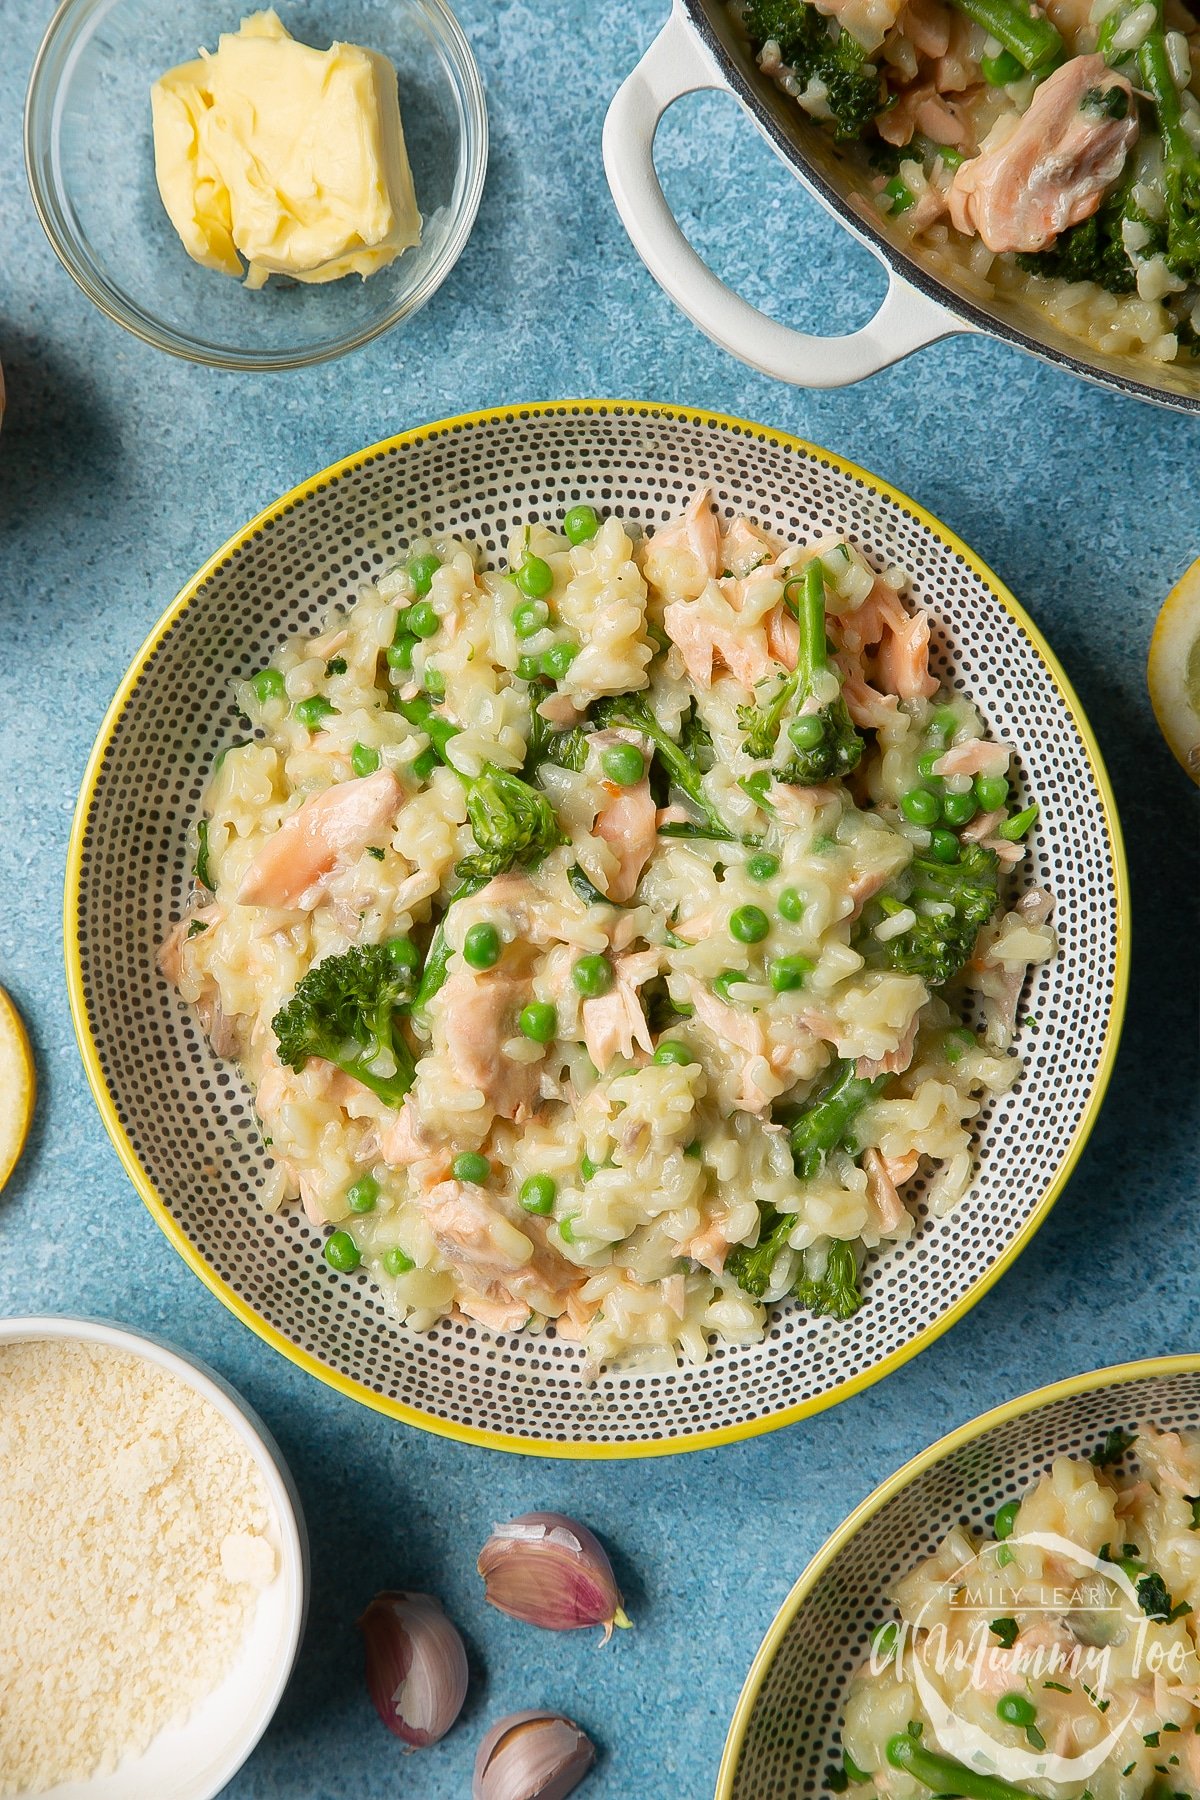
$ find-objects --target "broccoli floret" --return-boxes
[1017,185,1140,295]
[743,0,883,138]
[794,1239,863,1320]
[738,560,864,786]
[878,843,1000,986]
[725,1206,797,1298]
[394,693,565,880]
[272,943,418,1107]
[591,692,737,841]
[726,1212,864,1319]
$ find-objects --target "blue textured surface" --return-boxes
[1,2,1198,1796]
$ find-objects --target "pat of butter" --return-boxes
[151,10,421,288]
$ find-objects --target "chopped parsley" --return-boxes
[989,1617,1019,1648]
[1091,1427,1136,1466]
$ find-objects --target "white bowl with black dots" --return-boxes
[64,401,1128,1457]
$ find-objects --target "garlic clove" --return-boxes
[357,1589,468,1748]
[477,1512,631,1642]
[473,1709,596,1800]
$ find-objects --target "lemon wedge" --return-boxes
[1148,557,1200,785]
[0,986,35,1192]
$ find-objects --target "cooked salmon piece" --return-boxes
[863,1147,908,1233]
[662,599,778,693]
[590,731,658,902]
[643,489,722,599]
[237,768,403,909]
[580,948,658,1070]
[948,56,1138,254]
[435,960,541,1121]
[932,738,1011,779]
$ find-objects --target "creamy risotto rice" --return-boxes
[161,489,1056,1373]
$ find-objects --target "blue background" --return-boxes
[1,2,1198,1795]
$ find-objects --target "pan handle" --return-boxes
[602,4,971,387]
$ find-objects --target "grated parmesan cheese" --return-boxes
[0,1339,277,1794]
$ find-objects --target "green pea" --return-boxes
[513,599,550,639]
[941,790,978,827]
[996,1545,1015,1567]
[251,667,285,704]
[346,1175,379,1213]
[452,1151,490,1184]
[382,1245,415,1276]
[788,713,826,750]
[778,887,805,923]
[294,696,336,730]
[516,653,543,681]
[683,1139,703,1159]
[975,774,1010,812]
[770,954,815,992]
[407,600,440,640]
[387,634,416,672]
[601,743,645,786]
[516,555,554,599]
[563,504,599,544]
[996,1693,1037,1730]
[572,953,612,998]
[559,1215,581,1244]
[917,750,941,779]
[901,787,940,826]
[872,1621,900,1659]
[712,969,750,1003]
[407,552,441,596]
[324,1230,360,1273]
[518,1001,557,1044]
[729,904,770,945]
[653,1040,694,1066]
[928,828,960,864]
[412,746,439,781]
[541,641,579,681]
[423,669,446,700]
[351,742,381,777]
[993,1499,1020,1540]
[463,922,501,970]
[519,1174,556,1215]
[386,936,419,974]
[747,852,779,882]
[580,1155,600,1182]
[883,175,914,214]
[981,46,1023,83]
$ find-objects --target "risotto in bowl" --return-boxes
[717,1358,1200,1800]
[66,402,1126,1454]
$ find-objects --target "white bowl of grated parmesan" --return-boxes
[0,1315,308,1799]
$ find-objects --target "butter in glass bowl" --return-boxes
[151,9,422,289]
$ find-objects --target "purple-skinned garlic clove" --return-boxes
[357,1590,468,1747]
[473,1709,596,1800]
[477,1512,631,1642]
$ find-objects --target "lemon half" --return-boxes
[0,986,35,1192]
[1148,557,1200,785]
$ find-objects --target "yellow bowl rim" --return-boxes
[63,398,1131,1460]
[715,1351,1200,1797]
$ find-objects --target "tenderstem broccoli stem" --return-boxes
[411,875,490,1030]
[946,0,1063,70]
[1139,14,1189,160]
[797,558,827,689]
[886,1734,1037,1799]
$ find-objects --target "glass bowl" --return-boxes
[25,0,487,370]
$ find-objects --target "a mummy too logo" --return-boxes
[873,1531,1191,1784]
